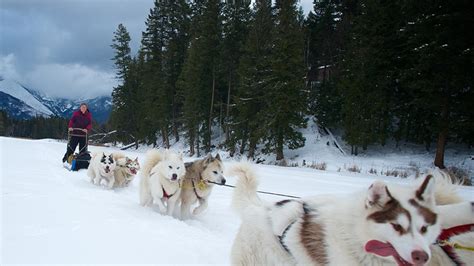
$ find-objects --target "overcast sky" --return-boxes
[0,0,313,100]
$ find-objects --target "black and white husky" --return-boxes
[87,152,117,189]
[230,163,473,266]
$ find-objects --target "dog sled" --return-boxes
[63,128,91,171]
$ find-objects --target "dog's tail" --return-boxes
[112,151,126,161]
[229,162,261,217]
[429,168,463,205]
[141,149,164,178]
[90,152,98,160]
[139,149,164,206]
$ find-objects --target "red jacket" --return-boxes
[69,110,92,133]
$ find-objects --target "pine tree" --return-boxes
[402,0,474,168]
[220,0,251,155]
[304,0,344,128]
[177,0,222,155]
[231,0,273,158]
[262,0,307,160]
[338,0,403,153]
[140,0,169,145]
[162,0,191,143]
[0,110,7,136]
[110,23,135,142]
[111,24,132,81]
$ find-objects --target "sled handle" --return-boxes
[68,128,89,137]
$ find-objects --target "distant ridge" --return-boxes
[0,77,112,123]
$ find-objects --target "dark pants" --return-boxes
[63,136,87,162]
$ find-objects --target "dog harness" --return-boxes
[191,176,208,200]
[277,201,311,259]
[436,223,474,266]
[162,186,175,199]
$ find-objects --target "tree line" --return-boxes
[0,110,69,139]
[110,0,473,168]
[0,110,107,140]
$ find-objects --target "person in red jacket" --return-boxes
[62,103,92,163]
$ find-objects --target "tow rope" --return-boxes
[208,181,300,199]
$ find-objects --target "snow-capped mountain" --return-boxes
[0,77,112,123]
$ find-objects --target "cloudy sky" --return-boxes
[0,0,313,100]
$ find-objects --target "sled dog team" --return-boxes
[87,149,225,219]
[87,149,473,265]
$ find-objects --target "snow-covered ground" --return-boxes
[1,137,473,264]
[144,119,474,180]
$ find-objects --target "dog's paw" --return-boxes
[193,206,205,216]
[156,204,166,214]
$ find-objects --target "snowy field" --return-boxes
[1,137,473,264]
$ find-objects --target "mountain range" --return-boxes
[0,76,112,123]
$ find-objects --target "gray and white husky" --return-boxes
[180,153,226,219]
[112,152,140,188]
[230,163,473,266]
[87,152,117,189]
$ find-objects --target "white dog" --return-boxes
[230,163,473,266]
[87,152,117,189]
[139,149,185,216]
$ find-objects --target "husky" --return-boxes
[139,149,185,216]
[87,152,117,189]
[180,154,226,219]
[230,163,473,266]
[112,152,140,188]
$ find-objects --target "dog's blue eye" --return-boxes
[177,167,180,170]
[168,166,172,169]
[213,171,218,174]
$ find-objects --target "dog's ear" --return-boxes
[204,154,213,165]
[160,148,168,159]
[135,157,139,162]
[366,181,392,209]
[215,153,221,161]
[415,174,435,204]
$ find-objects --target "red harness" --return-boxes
[437,223,474,266]
[162,187,174,199]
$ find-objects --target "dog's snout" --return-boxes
[172,173,178,180]
[221,178,226,185]
[411,250,429,264]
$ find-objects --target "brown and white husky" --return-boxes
[230,163,473,266]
